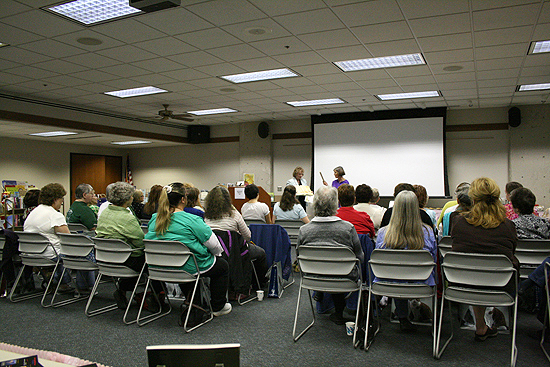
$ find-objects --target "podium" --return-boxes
[227,186,272,216]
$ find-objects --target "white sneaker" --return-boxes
[213,303,232,317]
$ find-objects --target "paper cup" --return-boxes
[257,290,264,301]
[345,321,355,336]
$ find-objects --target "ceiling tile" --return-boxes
[130,73,176,85]
[1,9,83,38]
[176,28,241,50]
[187,77,231,89]
[476,57,524,70]
[409,13,470,37]
[435,72,476,83]
[0,71,30,85]
[395,75,437,86]
[5,65,59,79]
[439,80,478,90]
[63,53,121,68]
[0,46,51,64]
[317,45,370,62]
[352,21,413,44]
[93,18,166,44]
[0,22,43,45]
[69,69,119,83]
[386,65,432,78]
[0,58,23,70]
[131,58,185,73]
[222,18,292,43]
[474,26,532,47]
[195,63,245,77]
[307,73,352,85]
[274,8,346,35]
[272,50,327,66]
[477,68,521,80]
[471,0,541,12]
[160,69,211,81]
[136,7,213,35]
[97,45,159,63]
[298,28,360,50]
[364,39,421,57]
[472,3,541,31]
[168,51,224,67]
[523,53,550,67]
[0,1,32,18]
[135,37,197,56]
[332,0,404,27]
[476,43,529,60]
[418,33,472,52]
[34,59,87,74]
[53,29,124,52]
[249,36,310,56]
[431,61,475,74]
[357,78,399,89]
[187,0,267,26]
[99,64,151,78]
[249,0,326,17]
[292,63,341,77]
[477,78,518,88]
[398,0,470,19]
[207,43,265,62]
[19,38,86,58]
[231,57,283,71]
[532,23,550,41]
[424,48,474,64]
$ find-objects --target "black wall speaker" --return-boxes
[508,107,521,128]
[258,121,270,139]
[187,125,210,144]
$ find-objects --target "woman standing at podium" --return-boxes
[286,166,308,210]
[322,166,349,189]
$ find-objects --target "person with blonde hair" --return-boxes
[451,177,518,341]
[286,166,308,209]
[143,184,163,217]
[375,190,437,331]
[145,183,231,317]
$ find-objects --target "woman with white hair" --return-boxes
[297,186,364,325]
[375,190,437,332]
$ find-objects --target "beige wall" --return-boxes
[2,104,549,210]
[0,137,122,213]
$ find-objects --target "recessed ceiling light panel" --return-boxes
[518,83,550,91]
[334,53,425,72]
[29,131,78,137]
[47,0,141,25]
[220,68,299,83]
[376,91,440,100]
[529,40,550,54]
[111,140,152,145]
[286,98,345,107]
[187,108,237,116]
[104,86,167,98]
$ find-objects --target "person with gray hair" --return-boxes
[437,182,470,227]
[67,183,97,231]
[96,182,161,309]
[297,186,364,325]
[97,182,116,218]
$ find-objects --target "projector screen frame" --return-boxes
[310,107,449,198]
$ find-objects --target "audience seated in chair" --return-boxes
[205,186,269,289]
[145,182,231,317]
[436,182,470,228]
[380,183,434,229]
[336,184,374,238]
[241,184,272,224]
[131,189,148,220]
[451,177,519,341]
[273,185,309,224]
[353,185,386,232]
[66,183,97,294]
[375,190,437,331]
[183,184,205,219]
[297,185,364,325]
[96,181,164,311]
[23,183,73,294]
[441,186,472,237]
[413,184,437,227]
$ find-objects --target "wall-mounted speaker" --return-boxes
[508,107,521,128]
[187,125,210,144]
[258,121,270,139]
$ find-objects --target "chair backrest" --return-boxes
[140,219,150,226]
[369,249,435,282]
[275,220,304,245]
[58,233,95,257]
[67,223,89,233]
[15,231,53,255]
[297,244,359,277]
[141,226,149,234]
[442,252,514,288]
[92,237,135,264]
[0,233,5,250]
[143,240,192,268]
[245,219,267,226]
[515,238,550,266]
[438,236,452,257]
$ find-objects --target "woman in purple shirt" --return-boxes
[323,166,349,188]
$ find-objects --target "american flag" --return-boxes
[125,155,133,185]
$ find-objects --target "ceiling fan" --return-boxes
[157,104,194,122]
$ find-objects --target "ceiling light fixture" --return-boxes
[29,131,78,137]
[334,53,425,72]
[47,0,141,25]
[187,108,237,115]
[0,42,9,48]
[529,40,550,54]
[76,37,103,46]
[220,68,299,83]
[376,91,440,100]
[111,140,152,145]
[104,86,167,98]
[286,98,345,107]
[518,83,550,91]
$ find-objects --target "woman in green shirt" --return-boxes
[145,183,232,317]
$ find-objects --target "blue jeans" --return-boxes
[528,256,550,288]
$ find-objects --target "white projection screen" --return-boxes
[312,109,448,197]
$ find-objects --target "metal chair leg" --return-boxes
[293,284,316,342]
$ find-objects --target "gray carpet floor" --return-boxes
[0,274,548,367]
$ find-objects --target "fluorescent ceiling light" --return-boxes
[0,42,8,48]
[286,98,345,107]
[29,131,78,137]
[47,0,141,25]
[518,83,550,91]
[529,40,550,54]
[104,86,167,98]
[376,91,440,100]
[335,53,425,72]
[111,140,152,145]
[220,68,299,83]
[187,108,237,115]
